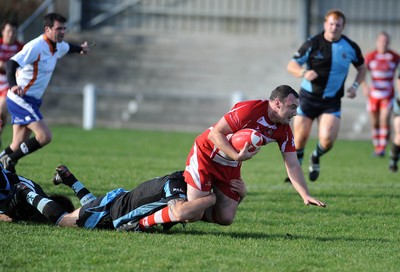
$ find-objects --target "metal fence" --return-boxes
[82,0,298,37]
[17,0,400,46]
[80,0,400,45]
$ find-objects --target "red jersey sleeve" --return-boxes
[224,100,265,131]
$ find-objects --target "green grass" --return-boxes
[1,126,399,272]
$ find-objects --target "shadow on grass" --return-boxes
[168,228,396,243]
[4,220,396,244]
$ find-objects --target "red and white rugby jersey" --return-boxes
[365,50,400,99]
[0,38,23,92]
[11,34,69,99]
[197,100,296,157]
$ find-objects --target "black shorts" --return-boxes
[77,196,113,229]
[297,89,342,119]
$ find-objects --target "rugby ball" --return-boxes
[231,129,263,152]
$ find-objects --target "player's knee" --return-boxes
[213,212,235,226]
[215,216,234,226]
[37,133,52,145]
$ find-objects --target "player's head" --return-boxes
[376,31,390,53]
[48,194,75,213]
[269,85,299,125]
[325,9,346,27]
[44,13,67,43]
[324,9,346,42]
[270,85,298,101]
[1,20,18,44]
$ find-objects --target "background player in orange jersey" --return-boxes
[0,13,90,173]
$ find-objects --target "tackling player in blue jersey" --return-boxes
[1,165,223,232]
[287,9,367,182]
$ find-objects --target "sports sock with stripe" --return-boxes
[312,142,331,158]
[139,206,177,230]
[9,137,42,162]
[296,148,305,165]
[23,190,67,225]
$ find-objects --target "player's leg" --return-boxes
[182,143,215,215]
[0,124,31,172]
[284,114,313,182]
[53,164,96,206]
[377,100,392,156]
[186,184,212,210]
[293,115,313,164]
[309,113,340,181]
[389,115,400,172]
[4,120,51,168]
[137,191,216,231]
[27,119,52,146]
[368,97,380,155]
[370,111,380,155]
[57,208,81,227]
[202,185,239,226]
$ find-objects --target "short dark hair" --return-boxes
[49,194,75,213]
[44,13,67,28]
[1,20,19,31]
[269,85,298,101]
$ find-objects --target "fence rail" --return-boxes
[79,0,400,45]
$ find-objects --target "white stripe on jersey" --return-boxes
[185,144,202,190]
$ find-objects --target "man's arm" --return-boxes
[0,213,13,222]
[6,59,19,88]
[287,60,306,78]
[287,60,318,81]
[283,152,326,207]
[208,117,256,162]
[347,64,367,98]
[5,60,24,97]
[68,41,90,55]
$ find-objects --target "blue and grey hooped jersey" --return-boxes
[292,32,364,99]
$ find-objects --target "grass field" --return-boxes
[1,126,399,272]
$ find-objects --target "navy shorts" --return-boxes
[297,89,342,119]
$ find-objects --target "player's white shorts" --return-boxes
[6,90,43,125]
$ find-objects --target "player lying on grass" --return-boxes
[1,165,245,231]
[0,166,75,223]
